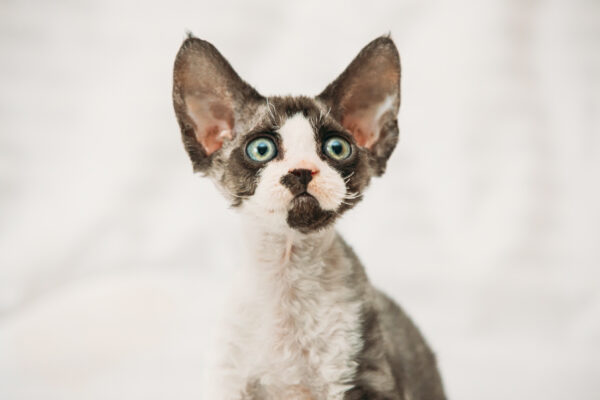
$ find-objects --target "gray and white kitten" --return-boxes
[172,35,446,400]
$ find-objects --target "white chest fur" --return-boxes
[205,227,364,400]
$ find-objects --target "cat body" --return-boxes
[172,35,445,400]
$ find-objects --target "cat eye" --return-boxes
[323,136,352,161]
[246,137,277,162]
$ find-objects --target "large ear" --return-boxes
[317,36,401,176]
[173,35,263,172]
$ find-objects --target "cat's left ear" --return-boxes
[317,36,401,176]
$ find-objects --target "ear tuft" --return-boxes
[172,37,263,171]
[317,36,401,175]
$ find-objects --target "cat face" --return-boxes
[173,36,401,233]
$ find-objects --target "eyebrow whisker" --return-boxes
[265,98,277,124]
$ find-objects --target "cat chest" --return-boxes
[247,286,363,398]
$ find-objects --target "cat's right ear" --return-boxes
[173,36,263,172]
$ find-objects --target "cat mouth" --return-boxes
[293,192,315,200]
[287,191,336,233]
[290,191,319,207]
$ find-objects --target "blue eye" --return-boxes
[323,136,352,160]
[246,137,277,162]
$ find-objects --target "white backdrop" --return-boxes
[1,0,599,399]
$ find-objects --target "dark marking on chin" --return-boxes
[344,386,395,400]
[286,195,336,233]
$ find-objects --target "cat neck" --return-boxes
[240,216,338,271]
[237,215,365,322]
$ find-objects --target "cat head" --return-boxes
[173,35,400,233]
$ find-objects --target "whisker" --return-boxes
[318,105,332,123]
[224,189,250,200]
[265,98,277,124]
[323,106,331,121]
[343,172,355,183]
[344,191,362,200]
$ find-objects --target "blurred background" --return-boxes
[1,0,599,399]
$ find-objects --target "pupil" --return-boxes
[331,141,343,154]
[257,142,268,156]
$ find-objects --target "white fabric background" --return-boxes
[1,0,599,399]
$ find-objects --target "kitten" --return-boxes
[172,34,446,400]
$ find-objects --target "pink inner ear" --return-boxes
[202,123,232,154]
[185,96,234,155]
[342,110,379,148]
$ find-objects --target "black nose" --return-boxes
[289,169,313,186]
[280,169,314,195]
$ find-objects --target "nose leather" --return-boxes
[280,169,315,195]
[289,169,313,186]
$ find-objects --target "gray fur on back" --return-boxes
[339,238,446,400]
